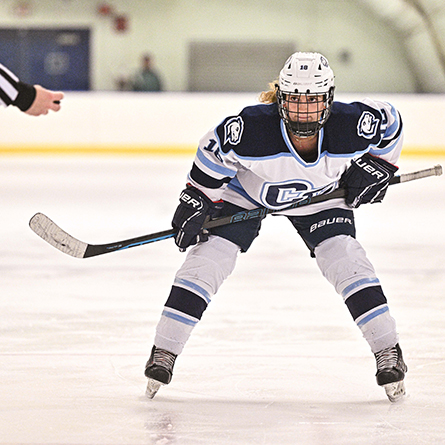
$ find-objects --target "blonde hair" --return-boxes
[259,80,278,104]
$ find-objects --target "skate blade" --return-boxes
[383,380,406,402]
[145,378,163,399]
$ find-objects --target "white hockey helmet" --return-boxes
[276,52,335,138]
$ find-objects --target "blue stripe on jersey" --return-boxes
[283,122,365,162]
[227,151,294,162]
[369,141,400,156]
[222,150,294,162]
[384,104,400,136]
[227,177,262,206]
[356,305,388,327]
[323,150,365,159]
[280,120,324,166]
[216,123,294,163]
[196,149,236,178]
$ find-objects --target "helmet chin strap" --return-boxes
[287,120,320,138]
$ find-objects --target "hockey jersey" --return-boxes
[187,99,403,216]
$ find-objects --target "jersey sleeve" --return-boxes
[0,63,36,111]
[187,124,239,202]
[362,98,403,165]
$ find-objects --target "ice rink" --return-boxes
[1,155,444,444]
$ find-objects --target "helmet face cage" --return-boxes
[276,52,335,138]
[277,88,334,138]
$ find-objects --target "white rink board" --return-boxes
[0,92,444,155]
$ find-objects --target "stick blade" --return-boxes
[29,213,88,258]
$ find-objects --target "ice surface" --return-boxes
[0,156,444,444]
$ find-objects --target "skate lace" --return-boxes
[152,348,176,370]
[375,346,398,371]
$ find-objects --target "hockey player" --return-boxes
[145,52,407,402]
[0,63,63,115]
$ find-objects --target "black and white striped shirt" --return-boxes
[0,63,35,111]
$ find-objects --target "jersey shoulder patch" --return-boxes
[322,102,382,155]
[357,111,379,139]
[223,116,244,145]
[216,103,287,158]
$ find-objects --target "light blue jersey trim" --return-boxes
[227,178,262,206]
[196,149,236,178]
[371,104,401,156]
[324,150,366,159]
[384,104,399,136]
[280,121,369,162]
[280,121,323,166]
[369,143,399,156]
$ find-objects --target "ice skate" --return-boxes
[374,343,407,402]
[144,346,177,399]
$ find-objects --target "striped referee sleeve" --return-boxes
[0,63,36,110]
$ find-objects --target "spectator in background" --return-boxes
[0,63,63,116]
[132,54,163,92]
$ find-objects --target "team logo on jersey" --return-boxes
[261,180,337,209]
[357,111,379,139]
[224,117,244,145]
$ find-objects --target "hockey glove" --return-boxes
[172,186,223,252]
[341,153,398,208]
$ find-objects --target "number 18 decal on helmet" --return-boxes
[276,52,335,138]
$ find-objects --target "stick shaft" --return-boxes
[395,164,442,183]
[205,165,442,229]
[29,165,442,258]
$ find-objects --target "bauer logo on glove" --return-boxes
[353,157,388,180]
[341,153,399,208]
[172,186,223,251]
[179,190,205,210]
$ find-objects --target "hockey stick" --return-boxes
[29,165,442,259]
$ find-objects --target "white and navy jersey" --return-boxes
[187,98,403,216]
[0,63,35,110]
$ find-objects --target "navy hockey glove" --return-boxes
[341,153,398,208]
[172,186,223,252]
